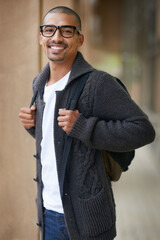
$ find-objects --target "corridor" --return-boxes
[113,146,160,240]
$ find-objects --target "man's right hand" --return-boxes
[19,105,36,129]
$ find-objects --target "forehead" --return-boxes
[43,13,78,26]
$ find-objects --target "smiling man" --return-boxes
[39,8,84,85]
[19,6,155,240]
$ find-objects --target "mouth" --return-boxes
[50,46,65,50]
[48,43,67,53]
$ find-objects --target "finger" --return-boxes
[58,108,67,116]
[31,105,36,111]
[20,107,33,114]
[21,118,35,124]
[57,115,68,122]
[19,115,35,125]
[20,118,35,128]
[19,112,34,120]
[58,121,67,127]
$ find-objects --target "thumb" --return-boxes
[31,104,36,111]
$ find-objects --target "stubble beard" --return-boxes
[48,54,65,62]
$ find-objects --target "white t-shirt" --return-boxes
[41,71,70,213]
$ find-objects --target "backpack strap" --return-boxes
[30,90,38,108]
[60,72,91,198]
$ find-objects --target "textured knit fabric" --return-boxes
[28,52,155,240]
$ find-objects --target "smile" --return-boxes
[50,46,65,50]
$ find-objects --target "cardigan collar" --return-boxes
[33,52,94,96]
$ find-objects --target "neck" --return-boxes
[47,59,75,86]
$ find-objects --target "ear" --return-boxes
[77,34,84,47]
[39,32,43,45]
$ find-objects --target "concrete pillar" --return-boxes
[0,0,40,239]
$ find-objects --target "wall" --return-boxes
[0,0,40,239]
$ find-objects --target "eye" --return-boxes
[44,27,54,33]
[61,27,74,35]
[63,29,73,33]
[42,26,56,36]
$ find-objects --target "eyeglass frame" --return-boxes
[40,25,81,38]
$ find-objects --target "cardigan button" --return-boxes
[36,222,41,227]
[33,177,38,182]
[33,153,39,159]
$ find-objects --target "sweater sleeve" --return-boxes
[69,72,155,152]
[25,78,37,139]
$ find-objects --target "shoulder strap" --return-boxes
[66,72,90,110]
[30,90,38,108]
[60,72,91,198]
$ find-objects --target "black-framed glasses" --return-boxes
[40,25,81,38]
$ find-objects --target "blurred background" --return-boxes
[0,0,159,239]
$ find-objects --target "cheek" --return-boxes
[41,41,48,52]
[69,39,79,50]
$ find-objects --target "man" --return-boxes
[19,6,155,240]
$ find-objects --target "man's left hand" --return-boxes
[57,108,80,134]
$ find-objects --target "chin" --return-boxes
[48,56,65,62]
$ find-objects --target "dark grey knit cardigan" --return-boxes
[27,52,155,240]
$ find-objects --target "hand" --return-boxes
[57,108,80,134]
[19,105,36,129]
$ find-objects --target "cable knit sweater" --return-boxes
[27,52,155,240]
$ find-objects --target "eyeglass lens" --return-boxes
[42,26,75,38]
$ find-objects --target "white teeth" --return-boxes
[50,46,64,50]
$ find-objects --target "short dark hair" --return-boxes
[42,6,81,30]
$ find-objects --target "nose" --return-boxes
[51,28,63,41]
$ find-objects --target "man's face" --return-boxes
[39,13,84,65]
